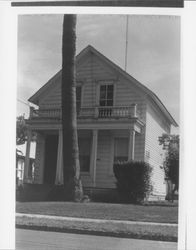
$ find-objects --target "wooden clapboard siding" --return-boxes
[93,130,146,188]
[81,174,93,187]
[115,77,146,121]
[38,52,146,122]
[134,132,145,161]
[145,102,170,196]
[76,56,103,107]
[39,53,115,109]
[77,54,115,81]
[39,80,61,108]
[34,133,45,184]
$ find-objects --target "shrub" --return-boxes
[113,161,152,203]
[158,134,179,190]
[16,184,52,202]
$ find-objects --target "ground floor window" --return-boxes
[76,86,82,114]
[114,138,129,163]
[78,137,91,172]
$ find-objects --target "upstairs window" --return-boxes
[99,84,114,107]
[114,138,128,163]
[76,86,82,113]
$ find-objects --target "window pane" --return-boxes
[78,138,90,155]
[107,85,114,91]
[107,90,113,99]
[79,155,90,172]
[99,84,114,107]
[100,85,106,92]
[107,100,113,106]
[78,137,91,172]
[100,90,106,100]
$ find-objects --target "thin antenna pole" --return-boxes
[125,15,129,72]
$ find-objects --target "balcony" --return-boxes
[29,104,137,121]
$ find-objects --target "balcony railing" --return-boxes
[30,105,137,120]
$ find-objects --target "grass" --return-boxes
[16,201,178,224]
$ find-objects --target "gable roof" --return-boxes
[28,45,178,127]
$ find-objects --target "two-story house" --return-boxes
[24,45,178,199]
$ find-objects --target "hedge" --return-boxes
[113,161,152,203]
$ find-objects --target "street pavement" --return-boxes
[16,229,177,250]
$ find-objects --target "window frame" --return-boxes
[78,137,92,173]
[113,137,129,163]
[99,84,114,107]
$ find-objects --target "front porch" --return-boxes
[24,126,144,188]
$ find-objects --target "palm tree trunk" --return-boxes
[61,14,83,201]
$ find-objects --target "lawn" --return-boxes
[16,201,178,224]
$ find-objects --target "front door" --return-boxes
[44,134,58,185]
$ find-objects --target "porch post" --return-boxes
[91,129,98,187]
[128,129,136,161]
[55,129,64,185]
[24,129,32,183]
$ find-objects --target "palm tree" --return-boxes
[61,14,83,201]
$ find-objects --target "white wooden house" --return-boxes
[24,45,178,199]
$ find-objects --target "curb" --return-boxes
[16,224,177,242]
[16,213,178,242]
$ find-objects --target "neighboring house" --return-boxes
[16,153,35,186]
[25,45,178,199]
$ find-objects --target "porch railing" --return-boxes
[30,104,137,120]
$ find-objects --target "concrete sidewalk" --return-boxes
[16,213,177,227]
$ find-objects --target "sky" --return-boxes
[17,14,180,133]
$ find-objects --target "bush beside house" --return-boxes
[113,161,152,203]
[16,184,53,202]
[158,134,179,201]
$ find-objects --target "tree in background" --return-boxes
[16,115,35,186]
[159,134,179,200]
[61,14,83,201]
[16,115,36,146]
[16,115,27,146]
[16,115,28,167]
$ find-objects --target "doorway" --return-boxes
[44,134,58,185]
